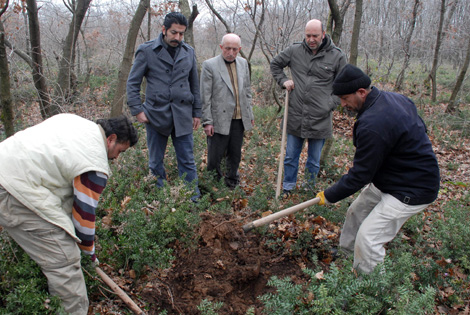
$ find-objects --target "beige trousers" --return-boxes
[0,185,88,314]
[339,183,428,274]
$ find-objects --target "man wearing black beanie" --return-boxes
[316,64,440,274]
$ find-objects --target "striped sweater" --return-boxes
[72,171,108,261]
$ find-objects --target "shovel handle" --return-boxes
[95,266,144,314]
[275,90,289,199]
[243,197,320,233]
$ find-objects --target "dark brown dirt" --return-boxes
[137,212,335,314]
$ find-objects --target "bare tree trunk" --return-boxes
[446,35,470,113]
[327,0,351,45]
[349,0,363,65]
[327,0,343,44]
[110,0,150,118]
[0,6,15,137]
[395,0,420,91]
[246,0,265,63]
[55,0,92,103]
[319,137,334,171]
[179,0,199,49]
[26,0,56,118]
[426,0,446,102]
[21,1,30,57]
[324,0,350,169]
[79,28,91,88]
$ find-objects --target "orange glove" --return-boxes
[316,191,329,205]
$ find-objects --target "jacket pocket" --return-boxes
[316,62,336,80]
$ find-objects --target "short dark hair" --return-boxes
[96,115,138,147]
[163,12,188,29]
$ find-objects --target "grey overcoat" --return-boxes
[127,33,202,137]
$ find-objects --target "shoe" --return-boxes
[330,248,351,261]
[330,248,340,261]
[282,189,292,198]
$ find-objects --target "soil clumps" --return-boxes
[139,211,338,314]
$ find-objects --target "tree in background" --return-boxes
[55,0,92,105]
[110,0,150,118]
[426,0,459,102]
[0,0,14,137]
[326,0,351,45]
[395,0,420,91]
[447,34,470,113]
[26,0,56,118]
[349,0,362,65]
[322,0,350,167]
[203,0,264,67]
[179,0,198,49]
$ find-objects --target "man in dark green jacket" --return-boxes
[270,19,346,196]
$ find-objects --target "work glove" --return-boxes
[91,254,99,267]
[316,191,330,205]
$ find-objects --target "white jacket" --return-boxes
[0,114,110,241]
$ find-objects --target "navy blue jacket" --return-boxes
[324,87,440,205]
[126,33,202,137]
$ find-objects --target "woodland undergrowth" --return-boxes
[0,73,469,314]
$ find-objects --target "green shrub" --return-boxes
[197,299,224,315]
[97,175,203,275]
[431,195,470,271]
[260,253,436,314]
[0,233,64,314]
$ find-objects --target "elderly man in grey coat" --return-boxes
[271,19,346,197]
[200,33,254,188]
[127,12,201,198]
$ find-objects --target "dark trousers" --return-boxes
[207,119,245,188]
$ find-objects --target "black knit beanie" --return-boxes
[332,64,371,95]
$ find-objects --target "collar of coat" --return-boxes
[150,32,192,52]
[301,34,334,55]
[357,86,381,117]
[149,33,194,65]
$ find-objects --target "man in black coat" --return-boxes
[316,64,440,274]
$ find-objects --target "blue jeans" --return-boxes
[283,134,325,191]
[145,124,199,196]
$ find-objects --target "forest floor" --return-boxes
[91,199,341,315]
[3,94,467,314]
[85,101,470,315]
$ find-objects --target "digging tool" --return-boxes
[95,266,144,315]
[242,197,320,233]
[275,90,289,199]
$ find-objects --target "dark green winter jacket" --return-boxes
[270,35,346,139]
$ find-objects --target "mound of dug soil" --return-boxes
[139,212,339,314]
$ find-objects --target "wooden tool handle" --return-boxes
[243,197,320,233]
[95,266,144,314]
[275,90,289,199]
